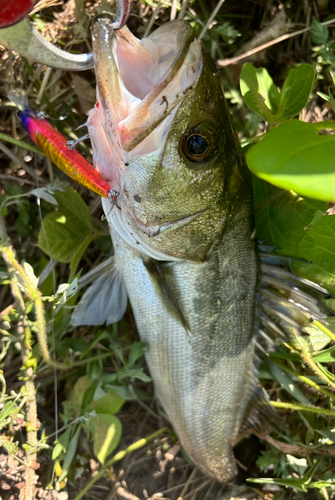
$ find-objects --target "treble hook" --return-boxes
[0,0,131,71]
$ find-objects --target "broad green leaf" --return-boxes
[81,380,99,411]
[93,413,122,464]
[310,18,329,45]
[38,188,93,263]
[88,389,125,415]
[69,233,94,278]
[303,324,332,352]
[240,63,280,122]
[241,63,314,123]
[128,341,147,368]
[247,121,335,201]
[247,476,308,493]
[54,188,92,233]
[253,177,335,294]
[276,64,315,122]
[71,376,91,411]
[312,345,335,363]
[38,212,90,262]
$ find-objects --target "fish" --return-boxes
[74,16,258,483]
[59,16,333,482]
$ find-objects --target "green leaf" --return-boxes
[81,380,98,410]
[71,376,92,411]
[329,87,335,113]
[309,480,335,489]
[247,121,335,201]
[128,341,147,368]
[54,188,92,232]
[58,424,81,483]
[38,188,93,263]
[253,177,335,294]
[52,442,64,460]
[118,368,152,383]
[276,64,315,122]
[241,63,314,123]
[313,345,335,362]
[69,233,94,278]
[88,389,125,415]
[80,330,110,359]
[310,18,329,45]
[93,413,122,464]
[240,63,280,122]
[248,459,320,493]
[267,360,312,405]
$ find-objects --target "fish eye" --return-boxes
[181,124,217,163]
[186,135,208,157]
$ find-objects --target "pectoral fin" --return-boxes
[71,257,128,326]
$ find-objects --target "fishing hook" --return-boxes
[0,0,132,71]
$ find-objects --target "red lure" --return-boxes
[0,0,37,28]
[20,110,117,202]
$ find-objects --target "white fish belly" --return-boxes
[111,225,257,482]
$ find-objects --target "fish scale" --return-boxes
[109,193,257,481]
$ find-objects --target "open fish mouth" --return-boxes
[88,16,202,191]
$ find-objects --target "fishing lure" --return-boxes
[8,92,119,203]
[5,0,132,198]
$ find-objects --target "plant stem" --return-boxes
[272,359,335,400]
[72,427,167,500]
[313,319,335,343]
[0,220,38,500]
[270,401,335,416]
[0,215,68,371]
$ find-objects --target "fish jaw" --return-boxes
[88,20,202,198]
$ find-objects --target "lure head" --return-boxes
[0,0,37,28]
[89,19,252,261]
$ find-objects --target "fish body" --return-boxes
[87,18,258,482]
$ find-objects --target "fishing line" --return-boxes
[31,106,60,478]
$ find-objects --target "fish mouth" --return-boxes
[132,209,207,237]
[91,17,202,155]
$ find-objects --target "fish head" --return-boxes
[89,18,251,261]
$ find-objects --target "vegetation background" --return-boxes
[1,0,335,499]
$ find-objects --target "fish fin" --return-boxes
[257,246,334,352]
[71,257,128,326]
[143,258,191,334]
[239,384,277,432]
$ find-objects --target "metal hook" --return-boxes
[0,0,131,71]
[101,190,120,220]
